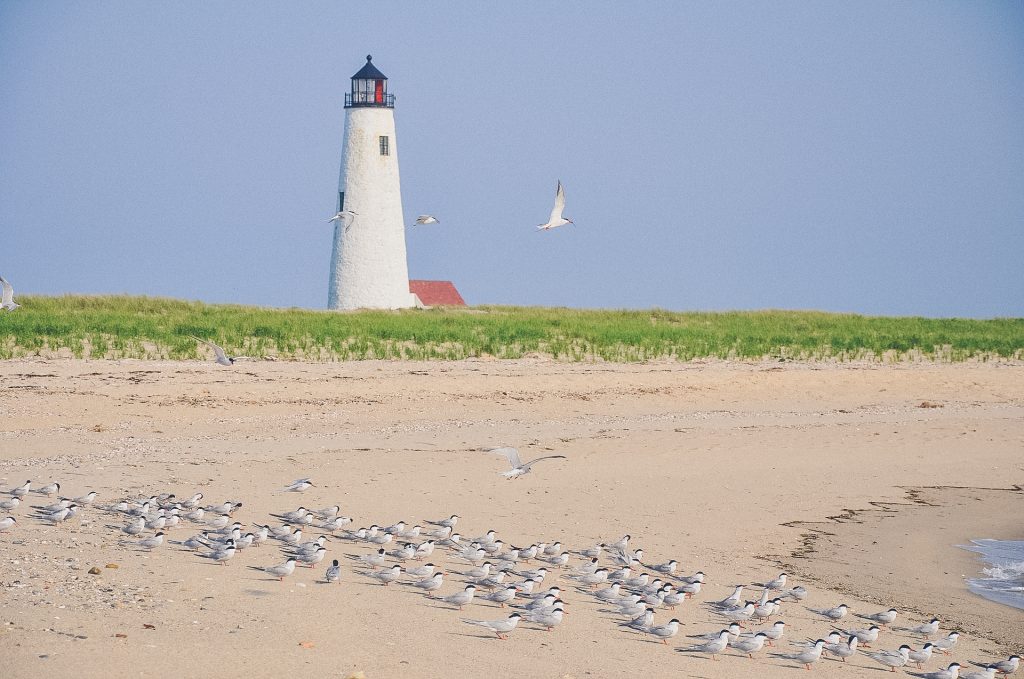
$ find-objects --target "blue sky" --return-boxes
[1,1,1022,317]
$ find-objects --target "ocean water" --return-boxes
[961,539,1024,611]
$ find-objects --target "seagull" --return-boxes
[0,275,20,311]
[325,559,341,584]
[461,613,522,640]
[190,337,248,366]
[412,215,439,226]
[536,180,573,231]
[283,478,314,493]
[484,446,566,480]
[328,210,358,232]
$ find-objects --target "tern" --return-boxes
[461,613,522,640]
[125,532,165,550]
[37,482,60,497]
[775,639,826,670]
[0,517,16,532]
[0,275,20,311]
[679,630,732,660]
[536,180,573,231]
[202,540,237,565]
[442,585,477,610]
[909,663,962,679]
[328,210,358,232]
[731,632,769,659]
[252,557,297,581]
[909,617,941,637]
[990,655,1020,674]
[283,478,314,493]
[190,337,248,366]
[857,608,899,626]
[525,604,564,631]
[839,624,880,647]
[780,585,808,601]
[9,481,31,498]
[412,215,439,226]
[410,571,444,597]
[824,635,859,662]
[325,559,341,584]
[931,632,960,655]
[961,669,998,679]
[484,446,566,480]
[810,603,848,621]
[908,643,937,669]
[0,497,19,511]
[867,645,914,672]
[645,618,681,645]
[366,564,402,586]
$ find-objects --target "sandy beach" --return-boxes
[1,358,1021,678]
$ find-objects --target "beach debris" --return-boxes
[88,567,101,575]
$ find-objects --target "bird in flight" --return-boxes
[328,210,358,232]
[413,215,440,226]
[190,336,247,366]
[0,274,20,311]
[536,180,573,231]
[484,447,566,480]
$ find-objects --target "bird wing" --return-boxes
[0,276,12,305]
[548,180,566,223]
[521,455,567,469]
[485,446,523,469]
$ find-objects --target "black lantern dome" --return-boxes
[345,55,394,108]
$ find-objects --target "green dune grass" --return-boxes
[0,295,1021,362]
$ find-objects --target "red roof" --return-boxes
[409,280,466,306]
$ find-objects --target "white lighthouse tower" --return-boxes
[328,55,416,310]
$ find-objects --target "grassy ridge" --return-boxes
[0,295,1021,362]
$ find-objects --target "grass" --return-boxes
[0,295,1021,362]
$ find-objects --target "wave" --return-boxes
[960,539,1024,611]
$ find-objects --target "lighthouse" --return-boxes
[328,55,416,310]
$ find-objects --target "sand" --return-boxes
[1,358,1022,678]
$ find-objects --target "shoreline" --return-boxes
[768,485,1024,648]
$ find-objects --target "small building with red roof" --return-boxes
[409,280,466,307]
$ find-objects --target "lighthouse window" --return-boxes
[379,136,390,156]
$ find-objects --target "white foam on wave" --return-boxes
[961,539,1024,610]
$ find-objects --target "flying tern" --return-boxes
[536,180,573,231]
[484,447,566,479]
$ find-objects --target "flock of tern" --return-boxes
[1,475,1018,676]
[328,179,574,234]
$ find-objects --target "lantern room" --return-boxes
[345,54,394,108]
